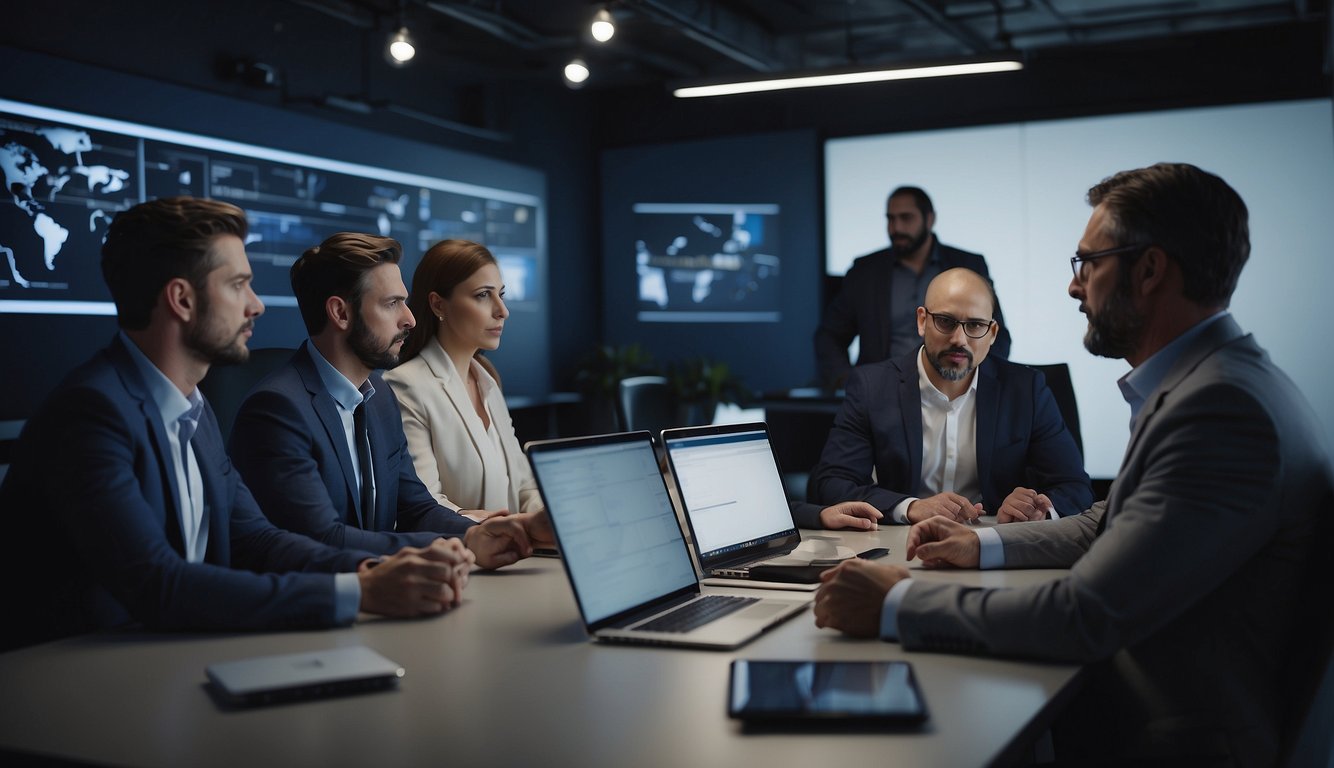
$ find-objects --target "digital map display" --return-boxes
[0,99,541,314]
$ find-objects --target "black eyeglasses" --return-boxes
[1070,244,1148,281]
[923,310,995,339]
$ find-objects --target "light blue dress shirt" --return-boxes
[123,334,360,621]
[120,333,209,563]
[306,341,376,499]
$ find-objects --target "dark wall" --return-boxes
[600,131,822,392]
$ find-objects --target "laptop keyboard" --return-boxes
[637,595,760,633]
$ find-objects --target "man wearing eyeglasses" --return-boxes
[814,186,1012,389]
[805,267,1092,528]
[813,163,1332,765]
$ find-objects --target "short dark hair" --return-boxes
[290,232,402,335]
[100,197,248,329]
[1087,163,1250,308]
[888,186,935,219]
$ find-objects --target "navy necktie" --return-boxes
[353,402,375,530]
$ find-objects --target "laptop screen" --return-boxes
[664,427,794,559]
[528,435,698,625]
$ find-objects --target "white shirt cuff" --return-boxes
[975,526,1005,570]
[879,578,914,641]
[334,571,362,624]
[891,498,917,525]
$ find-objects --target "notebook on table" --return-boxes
[663,422,851,591]
[525,431,809,650]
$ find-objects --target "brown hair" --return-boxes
[399,239,502,386]
[101,196,248,329]
[1088,163,1249,309]
[290,233,401,335]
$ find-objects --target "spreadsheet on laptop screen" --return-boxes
[666,430,793,557]
[530,440,697,623]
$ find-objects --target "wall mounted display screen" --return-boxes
[631,203,780,323]
[0,98,541,317]
[825,99,1334,478]
[0,84,547,425]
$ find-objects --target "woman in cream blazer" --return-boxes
[384,239,543,520]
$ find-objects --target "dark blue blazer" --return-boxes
[806,350,1092,523]
[0,336,367,650]
[229,343,474,555]
[814,243,1012,387]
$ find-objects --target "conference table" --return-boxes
[0,522,1082,768]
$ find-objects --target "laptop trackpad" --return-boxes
[742,602,789,621]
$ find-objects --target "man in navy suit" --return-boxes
[0,198,472,651]
[229,232,549,568]
[815,186,1012,388]
[807,268,1091,527]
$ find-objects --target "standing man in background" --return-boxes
[815,186,1011,388]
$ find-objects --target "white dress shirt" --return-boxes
[889,347,981,524]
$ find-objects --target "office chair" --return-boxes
[1028,363,1082,456]
[616,376,675,435]
[198,347,294,442]
[767,407,837,501]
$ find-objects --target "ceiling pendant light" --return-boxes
[386,26,416,66]
[564,58,590,88]
[590,7,615,43]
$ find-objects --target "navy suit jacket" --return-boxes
[229,343,474,555]
[806,350,1092,524]
[0,336,367,650]
[814,242,1012,387]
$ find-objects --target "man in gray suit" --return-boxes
[812,163,1333,765]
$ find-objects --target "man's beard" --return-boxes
[186,292,251,366]
[892,227,931,255]
[349,309,409,370]
[928,346,975,382]
[1083,273,1145,359]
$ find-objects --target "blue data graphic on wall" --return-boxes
[632,203,780,323]
[0,99,541,316]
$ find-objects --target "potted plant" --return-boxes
[667,357,751,426]
[572,343,660,432]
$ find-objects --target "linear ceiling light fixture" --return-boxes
[673,59,1023,98]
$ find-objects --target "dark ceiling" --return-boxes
[2,0,1328,149]
[292,0,1328,88]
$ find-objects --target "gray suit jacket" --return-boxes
[897,315,1333,764]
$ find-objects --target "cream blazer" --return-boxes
[383,339,543,515]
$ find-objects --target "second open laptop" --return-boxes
[525,431,809,650]
[663,422,826,591]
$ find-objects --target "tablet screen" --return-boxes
[728,660,928,724]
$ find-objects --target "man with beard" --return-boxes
[804,267,1091,528]
[813,164,1333,765]
[0,199,473,651]
[815,186,1011,388]
[230,232,549,569]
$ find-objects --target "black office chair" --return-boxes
[1028,363,1082,457]
[616,376,675,435]
[766,406,838,501]
[198,347,294,442]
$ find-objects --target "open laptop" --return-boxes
[663,422,833,591]
[525,431,809,650]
